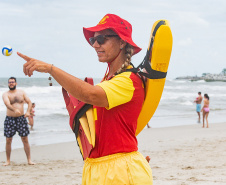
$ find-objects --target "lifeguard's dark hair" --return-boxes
[8,77,17,82]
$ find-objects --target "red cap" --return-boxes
[83,14,141,55]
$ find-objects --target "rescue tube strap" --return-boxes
[126,66,167,79]
[74,104,92,138]
[126,20,167,80]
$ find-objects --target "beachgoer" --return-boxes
[201,94,210,128]
[194,92,202,123]
[18,14,153,184]
[2,77,35,166]
[28,103,35,130]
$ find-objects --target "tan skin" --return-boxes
[201,97,209,128]
[28,103,35,130]
[17,29,127,108]
[2,79,35,166]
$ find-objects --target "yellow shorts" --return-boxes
[82,151,153,185]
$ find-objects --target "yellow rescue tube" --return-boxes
[135,20,173,136]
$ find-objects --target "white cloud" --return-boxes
[0,0,226,79]
[178,38,192,46]
[174,11,210,27]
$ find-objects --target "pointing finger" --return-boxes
[17,52,32,62]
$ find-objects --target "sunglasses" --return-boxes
[8,81,15,84]
[89,35,118,46]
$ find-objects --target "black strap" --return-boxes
[74,104,92,138]
[133,20,167,80]
[126,67,167,79]
[115,20,168,80]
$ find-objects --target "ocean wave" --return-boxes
[172,80,188,83]
[198,85,226,91]
[35,101,66,109]
[180,101,193,106]
[208,93,226,97]
[164,86,191,90]
[0,88,8,97]
[0,86,62,98]
[23,86,61,94]
[34,110,68,117]
[193,80,206,83]
[0,105,5,111]
[41,112,69,117]
[161,92,196,100]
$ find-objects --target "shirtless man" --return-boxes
[194,92,203,123]
[2,77,35,166]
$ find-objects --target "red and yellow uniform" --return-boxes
[82,69,153,185]
[90,71,144,158]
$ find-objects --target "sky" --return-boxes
[0,0,226,79]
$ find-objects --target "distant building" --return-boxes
[176,68,226,82]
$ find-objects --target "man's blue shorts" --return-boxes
[4,115,30,138]
[196,104,201,112]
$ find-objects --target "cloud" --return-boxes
[177,38,192,46]
[0,2,27,17]
[0,0,226,79]
[174,12,210,27]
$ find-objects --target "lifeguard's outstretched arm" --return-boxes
[17,52,108,107]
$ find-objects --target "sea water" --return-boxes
[0,78,226,152]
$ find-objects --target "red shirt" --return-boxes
[89,71,144,158]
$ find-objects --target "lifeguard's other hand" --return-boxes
[17,52,52,77]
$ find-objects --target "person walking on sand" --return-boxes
[201,94,210,128]
[17,14,152,184]
[2,77,35,166]
[194,92,202,123]
[28,103,35,130]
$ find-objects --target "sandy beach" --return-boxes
[0,123,226,185]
